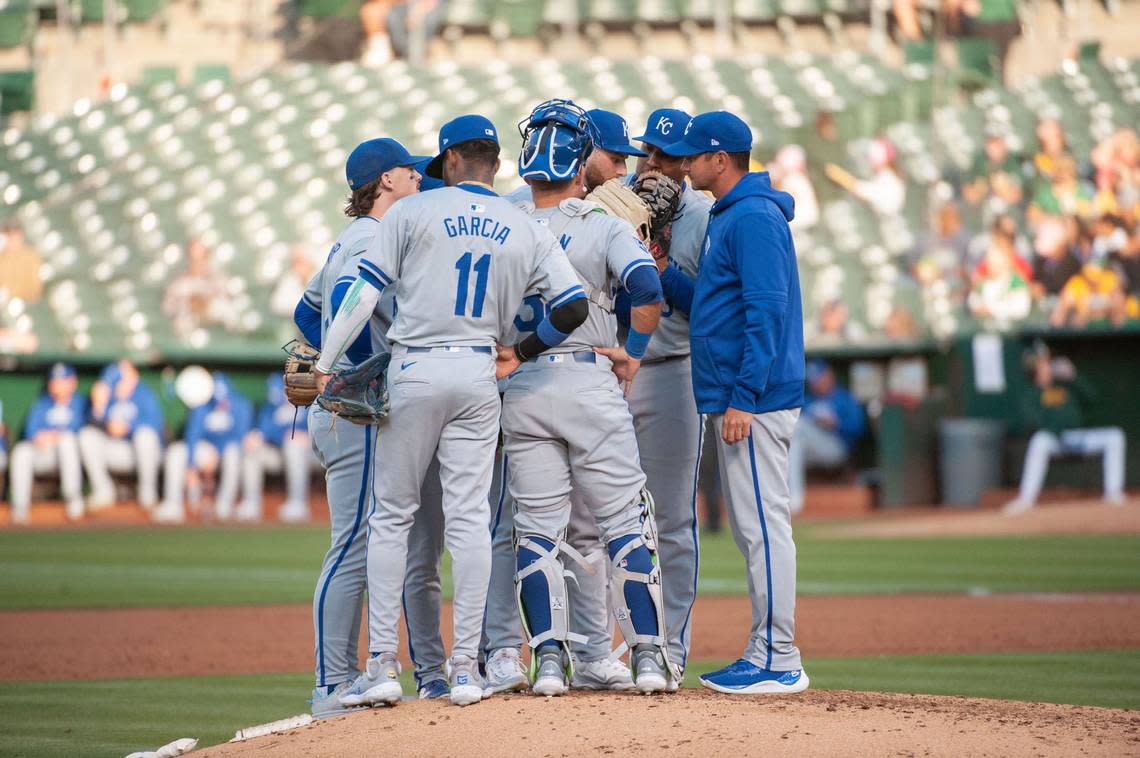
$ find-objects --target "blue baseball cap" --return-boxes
[345,138,427,190]
[100,362,123,386]
[586,109,646,157]
[425,114,500,179]
[413,157,446,191]
[49,362,76,380]
[633,108,693,150]
[806,359,831,384]
[662,110,753,157]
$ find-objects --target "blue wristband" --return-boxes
[536,317,572,348]
[624,326,652,360]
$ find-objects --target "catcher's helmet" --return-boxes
[517,99,595,182]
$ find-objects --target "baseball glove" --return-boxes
[282,340,321,407]
[633,170,682,260]
[586,178,651,241]
[315,351,392,425]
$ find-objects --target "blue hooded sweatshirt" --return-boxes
[183,373,253,465]
[663,172,804,415]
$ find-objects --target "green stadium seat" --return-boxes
[294,0,356,19]
[904,40,936,65]
[585,0,636,26]
[0,3,35,49]
[141,66,178,86]
[78,0,127,23]
[638,0,682,24]
[444,0,493,28]
[955,38,996,89]
[124,0,167,21]
[734,0,779,22]
[0,69,35,114]
[493,0,544,36]
[194,64,231,85]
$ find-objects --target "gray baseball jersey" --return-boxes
[355,186,584,348]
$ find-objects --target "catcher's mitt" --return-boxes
[586,178,651,241]
[315,351,392,425]
[633,170,682,260]
[282,340,321,407]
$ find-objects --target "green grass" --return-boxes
[1,527,1139,609]
[4,651,1138,758]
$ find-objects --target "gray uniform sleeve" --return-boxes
[356,206,405,289]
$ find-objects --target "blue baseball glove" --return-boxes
[316,352,392,425]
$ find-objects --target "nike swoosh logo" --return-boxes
[400,361,417,370]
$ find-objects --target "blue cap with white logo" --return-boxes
[586,109,646,157]
[345,138,427,190]
[661,110,753,157]
[425,114,500,179]
[49,362,76,380]
[633,108,693,150]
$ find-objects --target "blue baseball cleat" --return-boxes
[418,678,451,700]
[699,659,810,695]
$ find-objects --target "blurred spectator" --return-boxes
[271,245,318,319]
[826,138,907,217]
[9,364,86,524]
[0,221,43,305]
[789,361,867,513]
[162,239,231,338]
[1092,128,1140,214]
[912,202,970,292]
[78,360,163,509]
[237,374,319,524]
[1050,248,1127,328]
[360,0,444,65]
[892,0,922,40]
[770,145,819,233]
[967,213,1032,267]
[1032,119,1074,184]
[1028,156,1094,226]
[810,298,867,343]
[961,130,1024,208]
[884,303,922,338]
[958,0,1021,84]
[968,228,1032,325]
[154,373,252,524]
[1109,224,1140,318]
[1030,217,1082,297]
[1004,343,1126,513]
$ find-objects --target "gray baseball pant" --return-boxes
[240,435,319,517]
[161,440,241,519]
[9,434,84,519]
[627,356,703,668]
[78,425,161,506]
[709,408,803,672]
[367,346,498,661]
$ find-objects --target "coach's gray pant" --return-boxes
[367,347,498,661]
[161,440,241,519]
[240,436,320,517]
[709,408,803,672]
[10,434,84,520]
[78,425,161,507]
[627,355,703,668]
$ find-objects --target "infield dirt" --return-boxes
[195,688,1140,758]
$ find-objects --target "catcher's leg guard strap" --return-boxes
[515,535,589,653]
[607,489,668,651]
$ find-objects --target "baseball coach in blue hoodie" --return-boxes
[656,110,807,696]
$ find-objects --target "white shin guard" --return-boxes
[608,489,671,665]
[514,533,594,667]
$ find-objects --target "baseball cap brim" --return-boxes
[425,152,446,179]
[599,143,648,157]
[631,132,669,150]
[660,139,708,157]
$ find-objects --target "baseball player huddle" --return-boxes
[291,98,807,713]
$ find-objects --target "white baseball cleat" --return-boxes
[150,500,186,525]
[666,662,684,693]
[1002,498,1033,515]
[571,657,635,691]
[531,648,568,697]
[632,644,668,694]
[447,655,488,706]
[278,500,310,523]
[338,653,403,706]
[311,681,368,719]
[485,647,529,693]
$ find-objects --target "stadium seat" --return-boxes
[955,38,997,90]
[141,66,178,86]
[124,0,167,21]
[0,69,35,114]
[294,0,357,19]
[0,2,35,50]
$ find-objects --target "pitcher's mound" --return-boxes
[197,689,1138,757]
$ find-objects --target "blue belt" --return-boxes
[527,351,597,364]
[406,346,493,354]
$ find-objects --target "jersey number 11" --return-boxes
[454,252,490,317]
